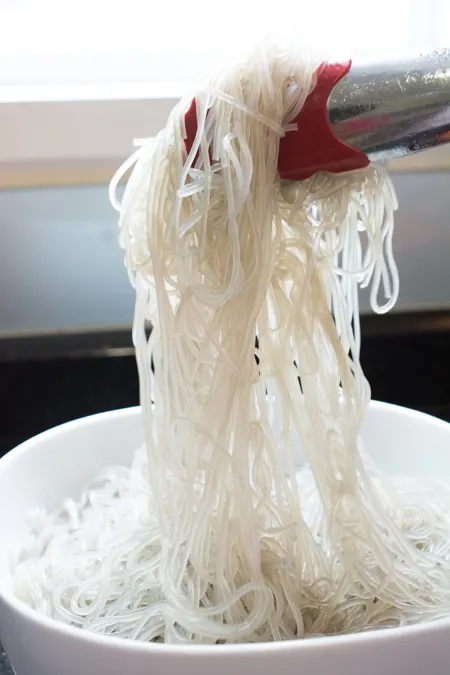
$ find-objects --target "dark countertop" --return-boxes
[1,311,449,455]
[0,311,449,670]
[0,649,13,675]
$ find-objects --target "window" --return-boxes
[1,0,449,187]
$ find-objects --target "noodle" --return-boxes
[12,44,450,643]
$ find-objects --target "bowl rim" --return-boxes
[1,402,450,656]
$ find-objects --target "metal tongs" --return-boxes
[184,49,450,180]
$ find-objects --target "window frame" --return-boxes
[0,89,179,188]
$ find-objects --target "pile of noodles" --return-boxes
[12,45,450,643]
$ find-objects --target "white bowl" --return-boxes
[1,402,450,675]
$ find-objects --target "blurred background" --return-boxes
[0,0,449,455]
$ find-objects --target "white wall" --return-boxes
[0,173,449,336]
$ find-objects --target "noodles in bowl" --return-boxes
[10,44,450,646]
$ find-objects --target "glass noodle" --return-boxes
[12,44,450,644]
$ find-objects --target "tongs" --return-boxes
[184,49,450,180]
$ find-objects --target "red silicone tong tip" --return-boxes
[184,98,200,158]
[278,60,369,180]
[183,60,369,181]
